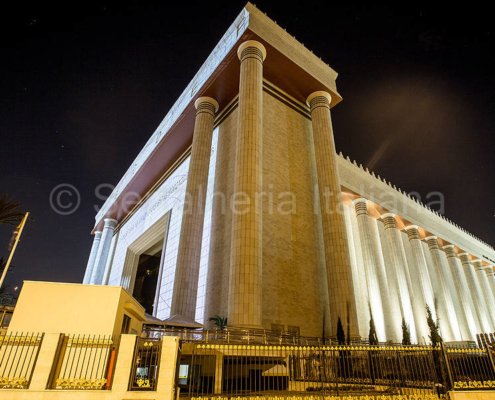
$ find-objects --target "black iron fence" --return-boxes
[181,343,445,398]
[2,328,495,396]
[129,337,161,391]
[0,332,43,389]
[49,334,114,390]
[445,346,495,390]
[177,341,495,398]
[478,333,495,350]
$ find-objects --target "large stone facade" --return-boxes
[84,4,495,342]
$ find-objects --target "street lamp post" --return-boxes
[0,212,29,289]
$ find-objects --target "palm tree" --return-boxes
[208,315,228,330]
[0,195,23,226]
[0,285,15,306]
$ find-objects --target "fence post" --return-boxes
[214,350,223,394]
[105,347,117,389]
[396,349,404,395]
[45,333,66,389]
[155,337,180,400]
[111,334,137,393]
[483,341,495,375]
[440,342,454,390]
[333,348,339,396]
[28,333,62,390]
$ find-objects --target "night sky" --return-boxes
[1,2,494,294]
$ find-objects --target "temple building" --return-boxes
[82,3,495,344]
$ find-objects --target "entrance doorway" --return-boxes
[132,240,163,314]
[121,212,171,316]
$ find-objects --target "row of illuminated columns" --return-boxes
[84,39,362,335]
[352,198,495,343]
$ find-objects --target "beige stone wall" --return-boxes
[261,91,324,336]
[9,282,145,338]
[206,89,325,336]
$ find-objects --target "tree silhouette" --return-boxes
[369,315,378,345]
[336,317,346,344]
[426,305,442,345]
[402,318,411,345]
[367,316,378,384]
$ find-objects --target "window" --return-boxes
[121,314,131,334]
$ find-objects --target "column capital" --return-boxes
[103,218,118,228]
[381,213,397,230]
[404,225,420,240]
[307,91,332,111]
[458,252,471,265]
[237,40,266,62]
[381,212,396,218]
[442,244,457,258]
[353,197,368,216]
[93,230,102,238]
[425,236,440,250]
[353,197,367,204]
[194,96,219,114]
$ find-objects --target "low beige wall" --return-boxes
[449,391,495,400]
[0,334,179,400]
[9,282,146,338]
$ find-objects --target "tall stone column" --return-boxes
[473,260,495,331]
[443,245,480,339]
[170,96,219,320]
[381,214,418,342]
[101,230,119,286]
[459,253,492,333]
[353,200,399,341]
[424,236,461,340]
[90,218,117,284]
[487,268,495,300]
[486,267,495,325]
[228,41,266,328]
[83,231,102,284]
[306,90,358,338]
[404,225,436,343]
